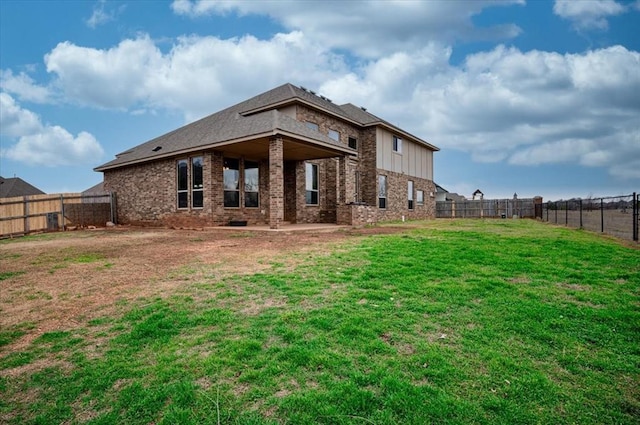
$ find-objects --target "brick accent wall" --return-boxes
[376,170,436,221]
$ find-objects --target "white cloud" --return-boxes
[86,0,122,28]
[0,69,51,103]
[170,0,524,58]
[553,0,626,30]
[44,32,347,121]
[40,26,639,180]
[0,92,104,166]
[0,92,41,137]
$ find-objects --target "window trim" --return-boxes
[191,156,204,209]
[177,159,189,210]
[393,135,402,153]
[243,160,260,208]
[378,174,387,209]
[328,129,340,142]
[223,157,240,208]
[408,180,414,210]
[417,190,424,205]
[305,162,319,206]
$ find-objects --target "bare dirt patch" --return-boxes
[0,225,406,354]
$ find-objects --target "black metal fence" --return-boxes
[542,193,638,242]
[436,198,541,219]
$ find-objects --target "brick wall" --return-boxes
[375,170,436,221]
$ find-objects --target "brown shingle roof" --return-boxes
[95,83,438,172]
[0,176,45,198]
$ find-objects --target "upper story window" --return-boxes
[306,121,319,131]
[244,161,259,208]
[393,136,402,153]
[223,158,240,208]
[306,162,319,205]
[348,137,357,150]
[328,129,340,142]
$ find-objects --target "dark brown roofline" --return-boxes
[94,129,355,172]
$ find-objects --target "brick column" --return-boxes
[269,137,284,229]
[338,156,347,205]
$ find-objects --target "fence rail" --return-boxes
[0,192,116,238]
[542,193,638,242]
[436,198,541,219]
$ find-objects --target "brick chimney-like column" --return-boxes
[269,137,284,229]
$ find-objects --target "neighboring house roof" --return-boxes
[435,183,466,202]
[95,83,438,172]
[82,181,105,194]
[0,176,45,198]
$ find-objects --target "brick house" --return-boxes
[95,83,439,228]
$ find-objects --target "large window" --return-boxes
[378,175,387,209]
[328,129,340,141]
[192,157,203,208]
[408,180,414,210]
[393,135,402,153]
[223,158,240,207]
[306,162,319,205]
[417,190,424,205]
[177,159,188,209]
[177,157,203,209]
[244,161,259,208]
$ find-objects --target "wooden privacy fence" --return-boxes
[0,192,116,238]
[436,197,542,219]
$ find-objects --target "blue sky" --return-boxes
[1,0,639,200]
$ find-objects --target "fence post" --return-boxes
[579,199,583,229]
[565,201,568,225]
[633,192,638,242]
[600,198,604,233]
[60,194,65,231]
[23,196,30,235]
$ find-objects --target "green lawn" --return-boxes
[1,219,639,424]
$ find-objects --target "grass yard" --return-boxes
[1,220,639,424]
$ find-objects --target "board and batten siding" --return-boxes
[375,128,433,180]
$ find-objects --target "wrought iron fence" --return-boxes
[542,193,638,242]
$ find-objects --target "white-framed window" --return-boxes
[306,121,319,131]
[408,180,414,210]
[244,160,259,208]
[378,175,387,209]
[306,162,319,205]
[393,135,402,153]
[417,190,424,205]
[223,158,240,208]
[191,157,204,208]
[177,157,204,209]
[328,129,340,141]
[177,159,189,209]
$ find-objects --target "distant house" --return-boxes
[95,83,439,228]
[0,176,45,198]
[435,184,465,202]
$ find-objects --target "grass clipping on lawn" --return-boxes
[1,219,639,424]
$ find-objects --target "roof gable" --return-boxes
[0,176,45,198]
